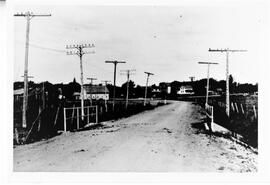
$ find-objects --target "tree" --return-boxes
[121,80,136,98]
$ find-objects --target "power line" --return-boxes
[209,48,247,117]
[16,41,66,53]
[14,11,51,128]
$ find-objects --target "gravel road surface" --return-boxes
[13,101,257,172]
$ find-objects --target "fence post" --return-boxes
[63,107,66,132]
[253,105,257,119]
[77,108,79,130]
[231,102,235,112]
[87,106,89,124]
[211,105,214,132]
[54,106,60,126]
[96,105,98,124]
[71,104,75,125]
[38,106,42,132]
[240,104,245,114]
[234,102,239,113]
[14,128,19,144]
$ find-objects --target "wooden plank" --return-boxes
[96,105,98,124]
[240,103,245,114]
[63,108,66,132]
[77,108,79,129]
[54,106,60,126]
[87,106,89,124]
[253,105,257,119]
[234,102,239,113]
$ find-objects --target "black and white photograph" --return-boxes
[1,0,270,184]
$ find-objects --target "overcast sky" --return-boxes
[14,3,267,86]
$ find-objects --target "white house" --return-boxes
[177,85,194,95]
[74,85,109,100]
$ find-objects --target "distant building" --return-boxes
[159,82,171,94]
[216,88,224,95]
[152,87,161,93]
[74,85,109,100]
[14,88,24,101]
[177,85,194,95]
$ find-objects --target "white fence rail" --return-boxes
[63,105,98,132]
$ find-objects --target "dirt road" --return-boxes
[13,101,257,172]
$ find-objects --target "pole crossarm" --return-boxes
[21,75,34,78]
[198,62,219,65]
[87,77,97,84]
[14,12,51,17]
[209,48,247,52]
[101,80,111,85]
[66,44,95,49]
[144,71,154,76]
[120,69,136,75]
[105,61,126,64]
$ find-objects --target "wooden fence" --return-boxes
[63,105,98,132]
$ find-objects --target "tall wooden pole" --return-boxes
[126,71,130,109]
[79,47,85,120]
[144,72,154,106]
[198,62,218,106]
[102,80,111,112]
[105,61,126,111]
[120,69,135,109]
[225,49,230,116]
[14,11,51,128]
[209,48,246,117]
[66,44,95,121]
[206,64,210,105]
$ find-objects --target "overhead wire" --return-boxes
[15,40,114,76]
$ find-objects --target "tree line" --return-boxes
[14,75,258,102]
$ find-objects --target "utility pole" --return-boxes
[21,75,34,109]
[42,82,45,109]
[66,44,95,120]
[15,11,51,128]
[105,60,126,111]
[144,72,154,106]
[209,48,246,117]
[198,62,218,106]
[120,69,135,109]
[87,77,97,105]
[101,80,111,112]
[189,76,195,82]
